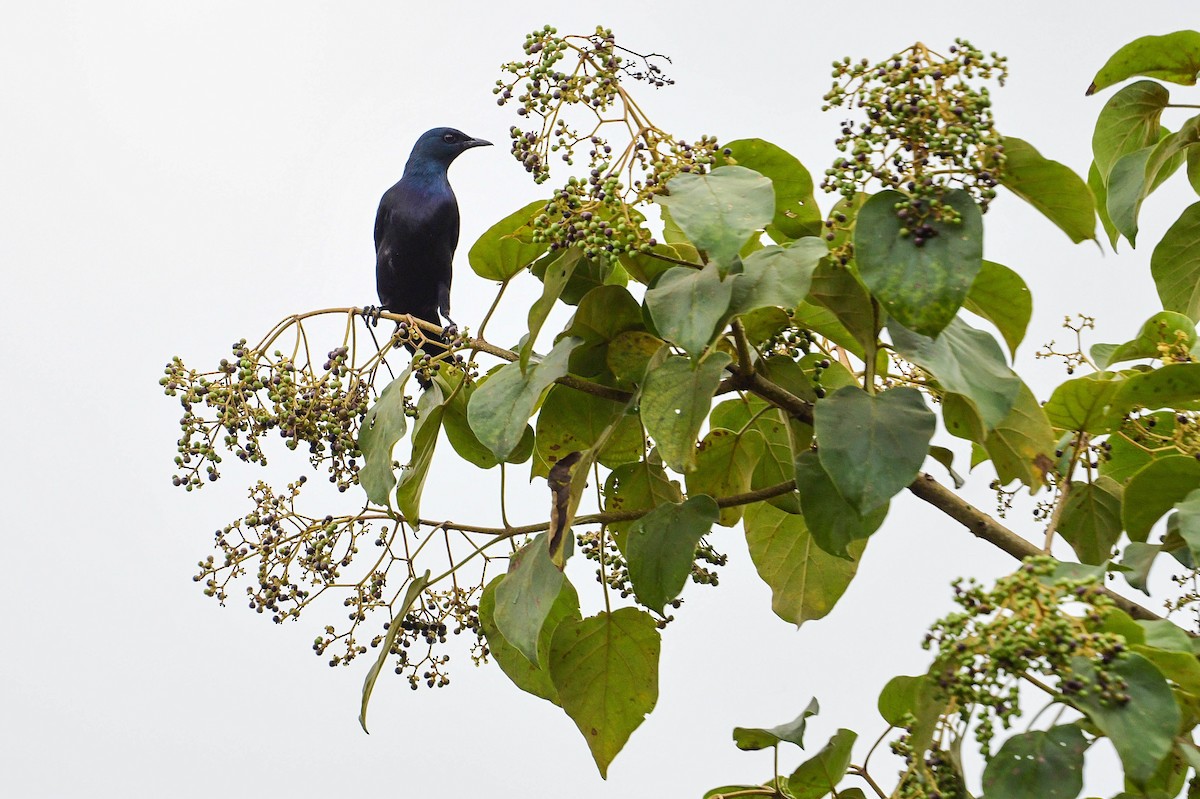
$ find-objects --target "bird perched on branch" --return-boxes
[369,127,491,351]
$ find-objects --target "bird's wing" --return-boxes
[373,198,390,253]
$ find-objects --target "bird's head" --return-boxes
[409,127,492,167]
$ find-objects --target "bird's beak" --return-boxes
[464,138,492,149]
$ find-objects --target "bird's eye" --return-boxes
[442,133,457,143]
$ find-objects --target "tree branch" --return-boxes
[906,473,1162,622]
[341,307,634,403]
[407,479,800,540]
[326,309,1164,623]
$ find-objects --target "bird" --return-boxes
[368,127,492,354]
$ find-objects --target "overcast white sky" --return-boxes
[4,2,1200,797]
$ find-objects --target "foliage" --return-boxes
[161,26,1200,798]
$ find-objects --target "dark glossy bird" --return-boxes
[371,127,491,348]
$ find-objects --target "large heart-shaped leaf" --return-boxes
[854,189,983,337]
[815,386,937,514]
[655,166,775,270]
[625,495,719,613]
[469,199,550,280]
[549,609,660,777]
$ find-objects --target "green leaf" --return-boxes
[1124,456,1200,541]
[855,189,983,337]
[794,450,888,558]
[787,728,858,799]
[396,381,445,523]
[703,786,773,799]
[625,495,720,613]
[469,199,549,281]
[549,609,660,778]
[1151,201,1200,322]
[1114,362,1200,417]
[981,725,1088,799]
[493,533,567,666]
[978,382,1056,489]
[1189,145,1200,194]
[1088,31,1200,94]
[603,460,684,540]
[357,372,410,507]
[534,384,633,476]
[1107,117,1200,245]
[561,284,644,378]
[437,369,532,469]
[1132,638,1200,695]
[520,248,582,371]
[596,413,646,470]
[808,258,881,358]
[478,574,580,705]
[889,317,1020,432]
[713,391,810,513]
[738,306,791,346]
[1044,372,1127,434]
[722,138,823,240]
[1042,560,1108,587]
[792,302,868,359]
[619,242,693,286]
[641,353,732,473]
[1093,311,1197,369]
[1088,160,1122,250]
[645,263,733,356]
[734,697,820,750]
[815,386,936,514]
[760,354,819,404]
[359,570,430,733]
[1140,618,1196,652]
[928,446,965,488]
[606,330,666,385]
[1068,653,1180,788]
[999,136,1096,243]
[531,248,628,307]
[1175,488,1200,564]
[563,284,643,343]
[1101,413,1178,485]
[1043,362,1200,436]
[724,391,811,511]
[877,674,946,754]
[743,502,864,627]
[1092,80,1171,180]
[1120,541,1161,593]
[878,674,927,725]
[686,429,765,526]
[1058,476,1125,565]
[655,165,775,270]
[1132,620,1200,695]
[962,260,1032,357]
[729,238,825,317]
[467,336,581,461]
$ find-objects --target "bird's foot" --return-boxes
[360,305,383,327]
[441,323,459,344]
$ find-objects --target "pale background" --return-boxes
[3,2,1198,796]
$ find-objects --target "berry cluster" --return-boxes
[921,557,1126,756]
[161,338,369,493]
[1118,411,1199,463]
[497,26,718,260]
[821,40,1007,235]
[691,540,727,587]
[195,478,385,621]
[578,525,725,622]
[579,529,634,598]
[891,741,969,799]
